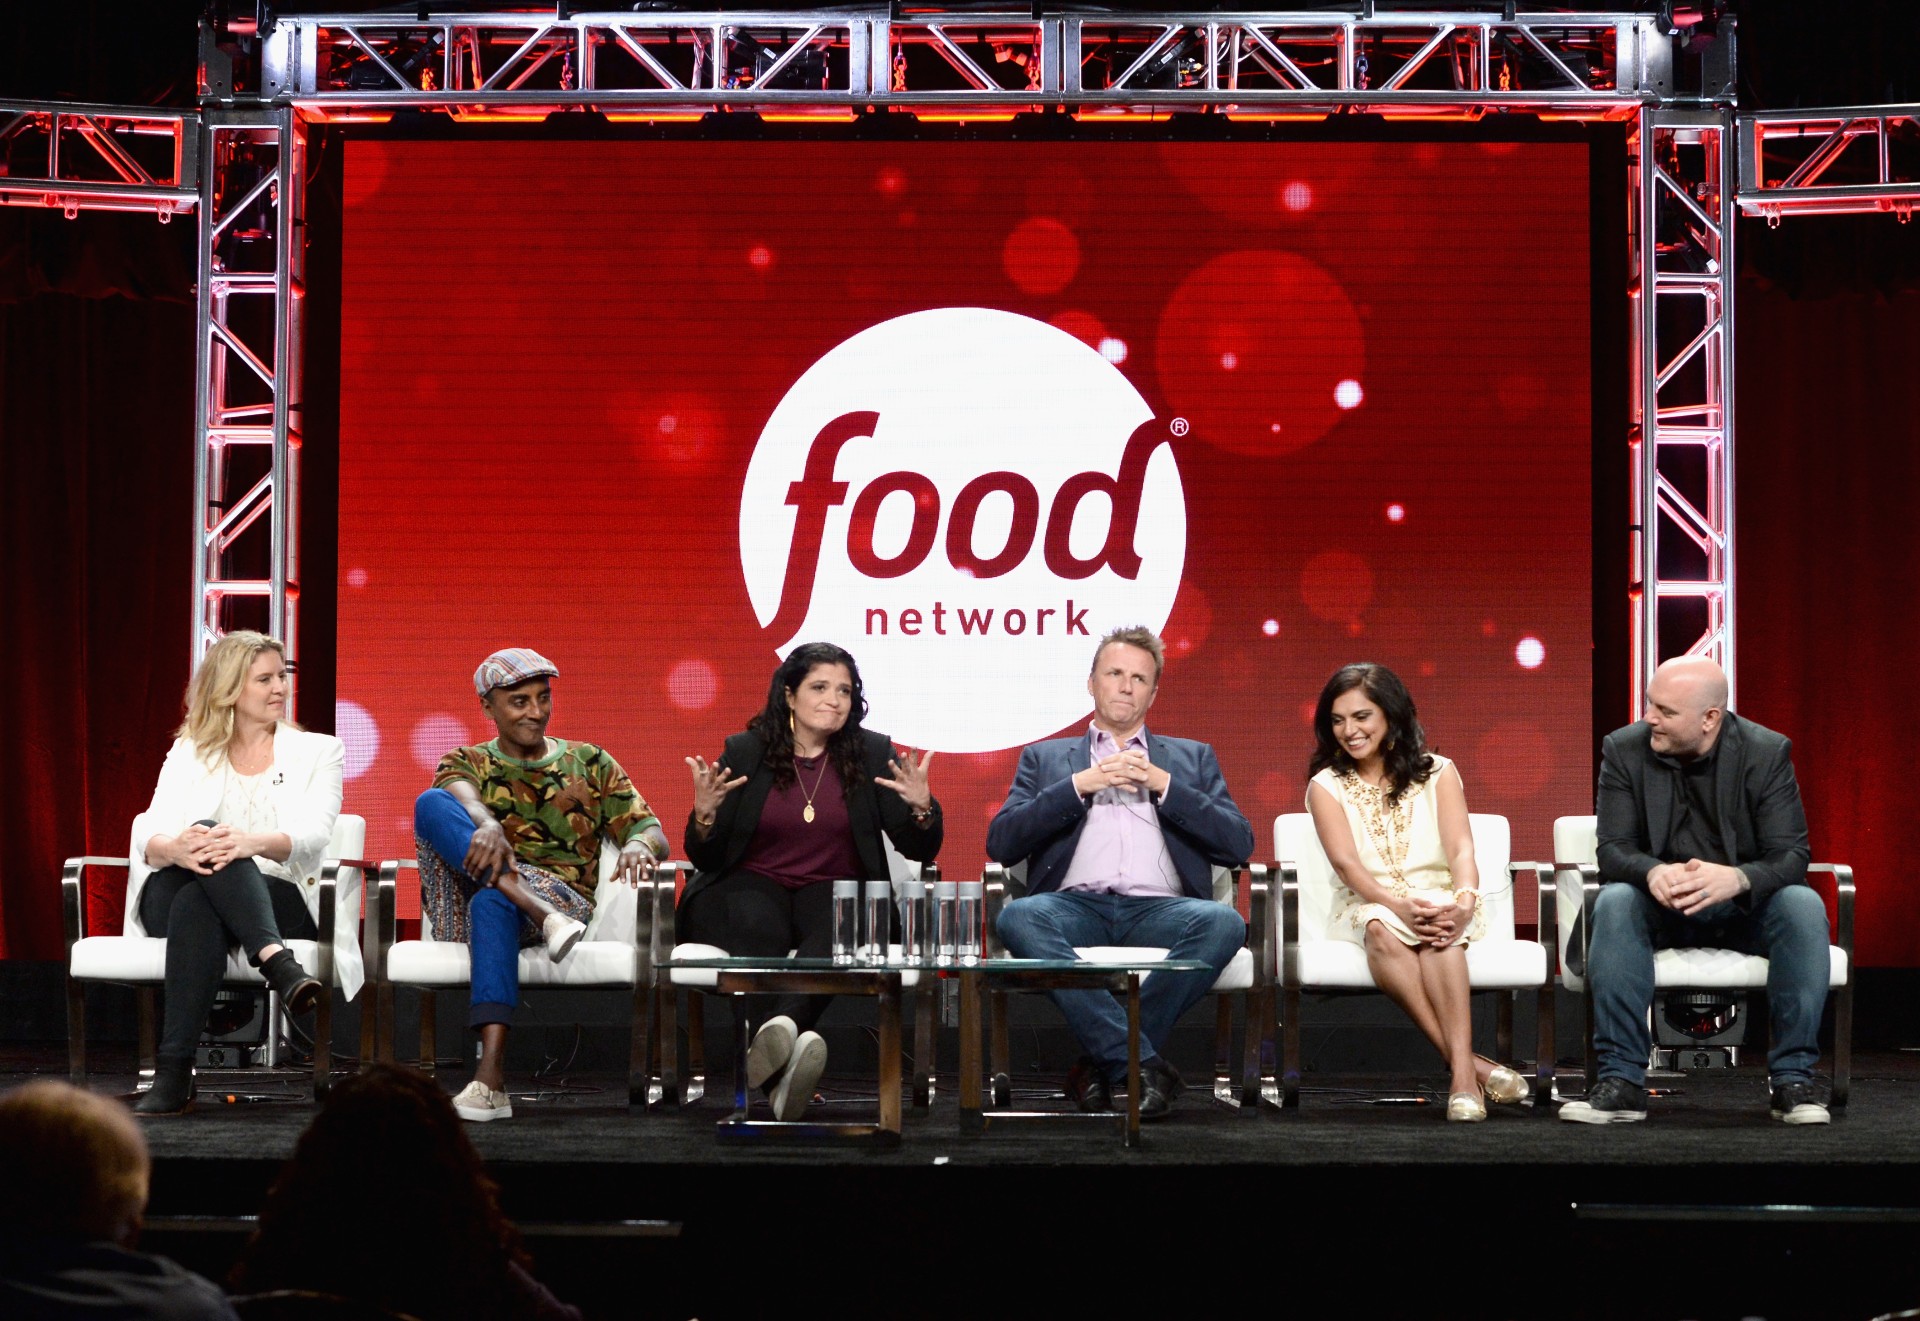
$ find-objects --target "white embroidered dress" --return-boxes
[1310,754,1485,947]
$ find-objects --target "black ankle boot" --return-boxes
[260,949,322,1015]
[133,1056,197,1115]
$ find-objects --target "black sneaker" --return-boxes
[1770,1079,1832,1126]
[1558,1076,1648,1124]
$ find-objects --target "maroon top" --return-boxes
[741,753,865,890]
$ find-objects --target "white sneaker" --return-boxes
[452,1079,512,1122]
[747,1015,797,1091]
[770,1031,827,1122]
[542,912,586,962]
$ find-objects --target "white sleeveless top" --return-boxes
[1309,754,1484,946]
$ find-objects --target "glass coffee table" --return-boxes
[955,957,1212,1148]
[668,956,936,1147]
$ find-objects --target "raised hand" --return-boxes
[874,747,935,813]
[686,755,749,823]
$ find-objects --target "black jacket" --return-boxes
[678,727,943,909]
[1596,711,1810,909]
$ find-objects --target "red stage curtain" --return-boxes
[2,213,194,958]
[1735,271,1920,968]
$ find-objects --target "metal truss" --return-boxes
[1629,106,1738,707]
[257,8,1663,117]
[191,108,306,710]
[0,101,197,217]
[14,11,1829,720]
[1736,104,1920,221]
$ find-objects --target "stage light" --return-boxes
[726,32,831,91]
[1128,32,1205,91]
[1656,990,1747,1069]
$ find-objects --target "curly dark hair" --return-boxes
[1307,662,1437,803]
[746,641,871,797]
[230,1064,538,1321]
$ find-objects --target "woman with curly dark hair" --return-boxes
[677,642,942,1120]
[229,1065,577,1320]
[1306,662,1523,1121]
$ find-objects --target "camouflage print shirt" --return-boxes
[433,738,660,900]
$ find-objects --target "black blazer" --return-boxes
[1595,711,1810,908]
[678,727,943,909]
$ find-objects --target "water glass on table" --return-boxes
[862,879,892,965]
[956,879,984,966]
[831,879,860,966]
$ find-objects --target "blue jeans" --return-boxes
[1587,882,1830,1086]
[995,890,1245,1084]
[415,788,525,1029]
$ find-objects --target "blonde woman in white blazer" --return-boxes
[128,631,345,1114]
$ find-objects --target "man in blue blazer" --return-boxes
[987,626,1253,1119]
[1560,655,1829,1126]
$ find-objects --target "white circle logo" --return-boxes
[739,307,1186,752]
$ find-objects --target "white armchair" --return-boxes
[1551,814,1854,1104]
[367,843,678,1109]
[981,861,1274,1109]
[1274,812,1554,1107]
[64,814,368,1101]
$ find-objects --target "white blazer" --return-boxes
[127,726,361,998]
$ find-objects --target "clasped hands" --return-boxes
[1072,748,1169,799]
[1649,858,1745,916]
[160,823,261,875]
[1402,891,1474,949]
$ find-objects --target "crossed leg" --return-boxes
[1363,920,1482,1096]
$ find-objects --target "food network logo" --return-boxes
[739,308,1186,752]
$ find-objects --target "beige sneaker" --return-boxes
[771,1032,827,1122]
[452,1079,512,1122]
[542,912,586,962]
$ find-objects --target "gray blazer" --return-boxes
[1595,711,1810,909]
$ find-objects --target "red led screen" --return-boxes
[337,137,1593,913]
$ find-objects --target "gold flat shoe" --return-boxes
[1447,1091,1487,1122]
[1484,1064,1528,1105]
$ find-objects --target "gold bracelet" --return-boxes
[695,815,716,829]
[1452,887,1479,904]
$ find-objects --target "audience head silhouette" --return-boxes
[0,1079,151,1245]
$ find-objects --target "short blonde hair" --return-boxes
[1091,625,1165,684]
[178,630,293,764]
[0,1080,150,1242]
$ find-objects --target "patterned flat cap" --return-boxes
[473,647,559,696]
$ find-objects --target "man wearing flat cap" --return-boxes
[413,647,668,1122]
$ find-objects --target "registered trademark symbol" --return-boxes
[1169,417,1189,437]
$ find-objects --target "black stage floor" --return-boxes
[10,1044,1920,1321]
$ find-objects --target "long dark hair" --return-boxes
[231,1065,539,1320]
[747,641,870,797]
[1308,662,1436,803]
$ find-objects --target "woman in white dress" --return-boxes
[1306,662,1523,1121]
[128,631,345,1114]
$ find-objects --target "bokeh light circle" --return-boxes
[335,700,379,779]
[1002,217,1081,295]
[1155,250,1366,456]
[1515,636,1546,669]
[666,658,720,711]
[410,714,471,773]
[1300,550,1375,625]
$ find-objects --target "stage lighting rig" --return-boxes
[724,31,831,91]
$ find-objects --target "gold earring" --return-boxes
[789,711,796,737]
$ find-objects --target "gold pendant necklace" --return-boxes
[797,752,829,824]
